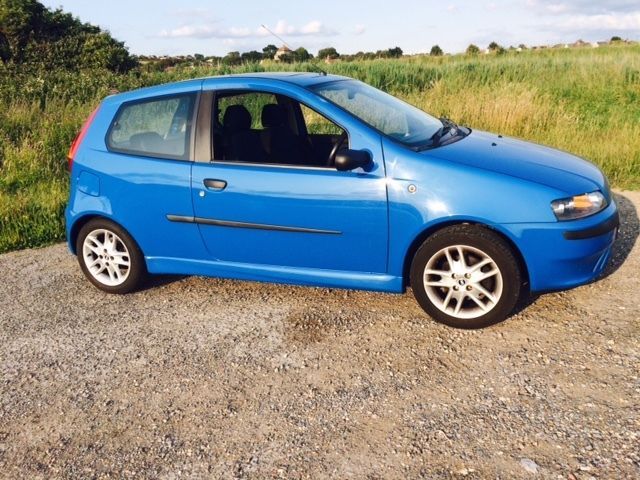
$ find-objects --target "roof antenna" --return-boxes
[260,24,292,50]
[260,24,327,76]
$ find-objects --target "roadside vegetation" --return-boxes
[1,1,639,253]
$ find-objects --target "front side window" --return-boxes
[311,80,443,149]
[212,91,347,168]
[108,94,195,159]
[300,104,343,136]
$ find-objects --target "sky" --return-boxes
[40,0,640,56]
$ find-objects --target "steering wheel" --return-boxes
[328,132,348,166]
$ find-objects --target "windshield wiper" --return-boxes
[431,117,459,143]
[412,118,466,151]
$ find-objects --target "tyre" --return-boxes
[76,218,146,294]
[410,224,522,329]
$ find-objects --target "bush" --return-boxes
[466,44,480,55]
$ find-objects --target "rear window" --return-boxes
[107,94,196,160]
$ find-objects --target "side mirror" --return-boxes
[335,149,372,172]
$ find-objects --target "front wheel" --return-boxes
[410,225,522,329]
[76,218,146,294]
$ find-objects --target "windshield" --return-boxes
[311,80,443,148]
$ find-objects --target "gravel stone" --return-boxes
[0,192,638,479]
[520,458,539,474]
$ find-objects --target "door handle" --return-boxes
[203,179,227,191]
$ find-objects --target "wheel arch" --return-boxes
[402,220,530,289]
[69,214,143,258]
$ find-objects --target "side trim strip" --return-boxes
[563,211,619,240]
[166,214,341,235]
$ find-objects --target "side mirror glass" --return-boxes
[335,149,372,172]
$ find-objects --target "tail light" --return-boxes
[67,106,100,171]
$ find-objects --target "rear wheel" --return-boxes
[410,225,522,328]
[76,218,146,294]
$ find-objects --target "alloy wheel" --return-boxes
[82,229,131,287]
[423,244,503,320]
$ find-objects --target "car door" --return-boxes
[189,81,388,274]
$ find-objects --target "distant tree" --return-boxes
[278,52,294,63]
[488,41,501,52]
[293,47,311,62]
[194,53,205,62]
[262,44,277,59]
[518,43,528,50]
[430,45,443,56]
[0,0,46,63]
[241,50,262,63]
[222,51,241,66]
[0,0,137,71]
[466,44,480,55]
[387,46,403,58]
[318,47,339,59]
[610,36,622,42]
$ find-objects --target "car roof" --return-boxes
[103,72,350,105]
[217,72,349,87]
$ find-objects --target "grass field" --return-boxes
[0,44,638,253]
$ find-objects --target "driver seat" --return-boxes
[260,104,309,165]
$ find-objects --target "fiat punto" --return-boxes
[66,73,618,328]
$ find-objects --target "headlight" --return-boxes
[551,191,607,221]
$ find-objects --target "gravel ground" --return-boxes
[1,192,638,479]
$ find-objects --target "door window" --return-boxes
[212,91,347,168]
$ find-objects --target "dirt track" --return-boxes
[0,192,638,479]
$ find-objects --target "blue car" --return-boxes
[65,73,618,328]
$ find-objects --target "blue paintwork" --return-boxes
[191,77,388,273]
[66,73,618,295]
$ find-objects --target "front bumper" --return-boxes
[500,200,618,292]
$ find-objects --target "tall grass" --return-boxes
[0,45,638,253]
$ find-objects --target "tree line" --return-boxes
[2,0,632,76]
[0,0,137,72]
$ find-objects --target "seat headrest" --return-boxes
[223,105,251,131]
[261,104,286,128]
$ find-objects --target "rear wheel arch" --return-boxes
[70,215,100,255]
[70,215,144,259]
[402,220,530,289]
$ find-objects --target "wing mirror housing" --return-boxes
[335,149,372,172]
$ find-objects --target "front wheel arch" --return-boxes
[402,221,530,290]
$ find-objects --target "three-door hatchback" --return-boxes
[66,73,618,328]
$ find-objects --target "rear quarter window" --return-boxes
[107,94,196,160]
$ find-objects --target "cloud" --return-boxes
[526,0,639,15]
[354,24,366,35]
[526,0,640,37]
[556,11,640,30]
[158,20,336,40]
